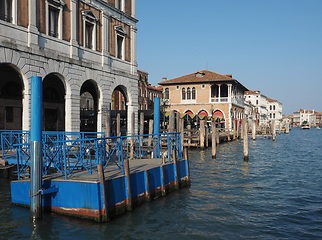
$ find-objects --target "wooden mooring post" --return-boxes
[140,112,144,135]
[242,118,249,162]
[124,159,132,211]
[117,113,121,137]
[286,119,290,134]
[252,119,256,140]
[211,120,216,159]
[98,164,109,220]
[272,121,276,141]
[168,110,174,133]
[200,120,205,149]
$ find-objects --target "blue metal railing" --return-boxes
[1,130,105,162]
[3,131,182,181]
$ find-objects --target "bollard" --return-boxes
[30,76,43,221]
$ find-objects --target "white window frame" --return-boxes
[1,0,17,24]
[116,0,124,11]
[115,25,126,60]
[46,0,65,39]
[82,10,98,50]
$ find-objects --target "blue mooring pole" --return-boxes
[153,97,160,135]
[30,76,43,221]
[153,97,160,158]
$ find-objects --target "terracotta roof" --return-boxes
[158,70,236,85]
[148,85,162,92]
[245,90,260,95]
[267,97,278,103]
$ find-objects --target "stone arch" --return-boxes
[80,79,101,132]
[110,85,129,136]
[0,63,25,130]
[212,109,226,128]
[43,73,66,131]
[109,75,137,136]
[197,109,209,116]
[184,109,194,114]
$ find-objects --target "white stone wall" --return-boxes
[0,45,138,134]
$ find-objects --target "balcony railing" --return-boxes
[210,96,244,106]
[210,97,228,103]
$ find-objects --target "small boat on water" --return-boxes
[301,124,310,130]
[317,126,320,129]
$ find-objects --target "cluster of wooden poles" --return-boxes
[105,111,290,163]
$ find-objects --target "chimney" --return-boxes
[162,77,167,81]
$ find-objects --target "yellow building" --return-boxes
[158,70,248,129]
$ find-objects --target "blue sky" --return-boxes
[136,0,322,116]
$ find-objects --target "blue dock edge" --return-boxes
[11,159,190,221]
[9,131,190,221]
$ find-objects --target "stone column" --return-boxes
[228,84,232,103]
[131,26,137,75]
[70,0,78,58]
[65,94,80,132]
[101,12,109,66]
[22,92,31,131]
[28,0,39,47]
[132,0,136,18]
[127,104,137,136]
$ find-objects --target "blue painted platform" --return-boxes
[8,132,190,221]
[11,158,190,221]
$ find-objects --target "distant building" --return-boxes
[158,70,248,129]
[138,70,162,111]
[313,112,322,127]
[244,90,268,125]
[267,98,283,125]
[293,109,316,127]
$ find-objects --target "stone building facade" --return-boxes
[138,70,162,111]
[158,70,248,130]
[0,0,138,135]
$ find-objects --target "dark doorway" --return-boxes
[80,80,99,132]
[43,74,65,131]
[0,64,23,130]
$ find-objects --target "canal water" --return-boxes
[1,128,321,239]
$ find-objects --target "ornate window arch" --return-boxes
[164,88,170,100]
[115,25,127,59]
[187,87,191,100]
[46,0,66,39]
[192,87,196,100]
[182,87,186,100]
[82,10,99,50]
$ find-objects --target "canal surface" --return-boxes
[1,128,321,239]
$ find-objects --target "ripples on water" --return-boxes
[1,128,322,239]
